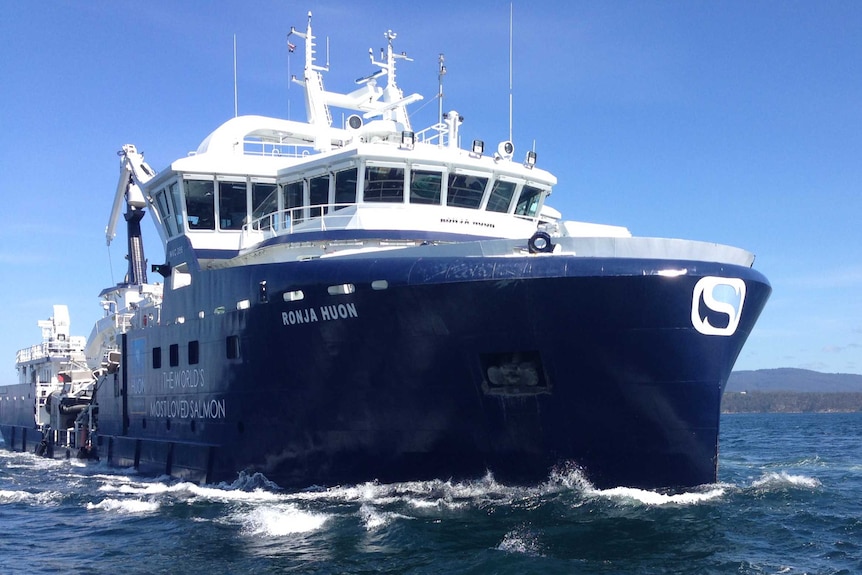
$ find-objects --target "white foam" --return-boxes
[405,496,466,510]
[496,527,543,556]
[750,471,821,490]
[359,503,410,531]
[0,489,36,504]
[0,489,63,506]
[86,498,160,514]
[589,485,727,506]
[240,504,329,537]
[545,464,594,493]
[97,478,285,504]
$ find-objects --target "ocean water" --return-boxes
[1,413,860,575]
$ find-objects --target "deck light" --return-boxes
[401,130,415,149]
[525,150,537,168]
[471,139,484,155]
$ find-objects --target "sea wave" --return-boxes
[86,497,160,514]
[588,485,727,506]
[496,524,544,556]
[750,471,821,490]
[97,478,285,503]
[0,488,63,506]
[238,504,329,537]
[283,473,515,508]
[359,502,411,531]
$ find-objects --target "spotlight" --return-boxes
[525,150,537,168]
[471,139,484,156]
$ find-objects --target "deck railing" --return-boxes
[242,203,359,243]
[16,336,87,364]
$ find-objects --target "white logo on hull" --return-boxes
[691,277,746,336]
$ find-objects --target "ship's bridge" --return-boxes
[142,134,558,260]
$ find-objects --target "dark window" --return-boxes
[447,174,487,209]
[218,181,247,230]
[188,340,199,365]
[251,183,278,229]
[284,181,303,209]
[283,181,304,226]
[168,182,184,233]
[169,344,179,367]
[154,189,176,236]
[364,166,404,202]
[514,185,544,217]
[334,168,358,206]
[410,169,442,205]
[309,175,330,217]
[152,347,162,369]
[185,180,215,230]
[226,335,241,359]
[486,180,517,213]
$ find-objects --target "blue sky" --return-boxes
[1,1,860,379]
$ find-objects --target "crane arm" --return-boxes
[105,144,156,246]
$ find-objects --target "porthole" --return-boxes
[327,283,356,295]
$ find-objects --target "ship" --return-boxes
[0,13,770,490]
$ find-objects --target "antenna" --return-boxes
[438,53,446,129]
[508,2,513,143]
[233,34,238,118]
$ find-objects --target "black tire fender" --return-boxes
[528,231,554,254]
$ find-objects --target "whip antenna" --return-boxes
[508,2,513,143]
[233,34,238,117]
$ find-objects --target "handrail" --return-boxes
[16,337,87,364]
[243,203,358,240]
[241,138,315,158]
[414,122,449,147]
[241,200,542,248]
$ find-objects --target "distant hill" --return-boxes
[723,369,862,413]
[727,368,862,393]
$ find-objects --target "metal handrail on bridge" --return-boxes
[242,203,358,243]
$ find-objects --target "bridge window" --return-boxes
[153,189,176,236]
[251,182,278,226]
[168,182,183,233]
[364,166,404,203]
[447,174,487,209]
[486,180,517,213]
[218,181,247,230]
[334,168,358,206]
[410,169,442,205]
[309,174,330,217]
[282,180,304,226]
[185,180,215,230]
[514,185,544,217]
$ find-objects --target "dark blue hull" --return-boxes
[2,253,770,490]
